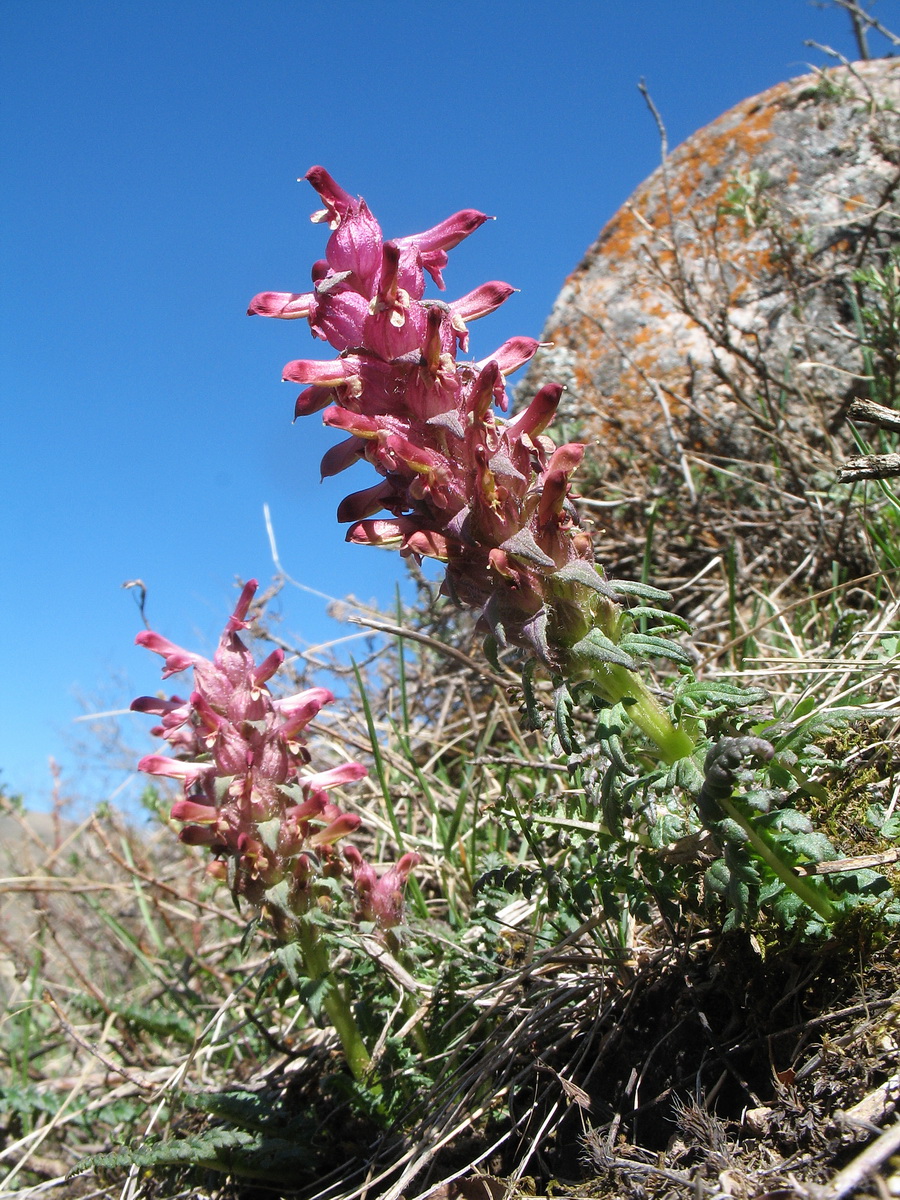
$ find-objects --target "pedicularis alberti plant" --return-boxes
[132,168,896,1088]
[248,167,693,762]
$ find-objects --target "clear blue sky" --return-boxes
[1,0,887,809]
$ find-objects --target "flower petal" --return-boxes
[247,291,315,319]
[303,762,367,790]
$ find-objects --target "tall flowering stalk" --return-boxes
[249,168,693,763]
[132,579,420,1079]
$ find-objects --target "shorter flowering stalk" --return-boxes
[294,918,373,1080]
[716,794,836,922]
[132,580,420,1080]
[699,738,839,923]
[250,168,695,763]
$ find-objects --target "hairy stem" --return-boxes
[591,663,695,764]
[296,919,372,1082]
[716,793,837,923]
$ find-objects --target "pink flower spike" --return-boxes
[303,762,368,791]
[369,851,422,929]
[138,755,215,787]
[247,291,315,319]
[134,631,203,678]
[305,165,356,228]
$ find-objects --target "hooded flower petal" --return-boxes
[395,210,490,289]
[320,436,367,478]
[476,336,541,377]
[138,754,215,787]
[276,686,336,737]
[282,357,361,387]
[309,813,362,846]
[134,631,204,678]
[345,517,426,549]
[305,165,356,228]
[303,762,368,791]
[450,281,516,323]
[248,291,316,319]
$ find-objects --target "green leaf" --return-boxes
[767,809,813,835]
[483,632,503,672]
[619,633,693,667]
[264,880,293,917]
[677,680,769,708]
[257,818,281,853]
[624,606,692,632]
[240,916,260,957]
[552,561,620,599]
[571,629,635,669]
[608,579,672,602]
[520,659,542,728]
[790,832,838,862]
[553,686,578,755]
[669,755,705,793]
[297,975,332,1020]
[274,943,305,988]
[775,706,898,753]
[72,1127,313,1183]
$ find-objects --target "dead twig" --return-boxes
[849,396,900,432]
[807,1118,900,1200]
[348,614,514,689]
[839,452,900,482]
[795,848,900,875]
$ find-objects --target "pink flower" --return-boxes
[251,169,599,665]
[132,581,369,911]
[345,846,422,930]
[138,755,215,787]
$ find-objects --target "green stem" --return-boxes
[592,663,695,764]
[716,794,837,923]
[296,919,372,1082]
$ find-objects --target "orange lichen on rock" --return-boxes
[518,59,900,591]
